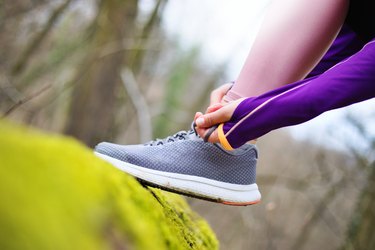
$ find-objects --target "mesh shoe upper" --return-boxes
[95,130,258,185]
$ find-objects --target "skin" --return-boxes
[194,0,349,143]
[194,95,242,144]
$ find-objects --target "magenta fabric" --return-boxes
[307,25,364,78]
[223,35,375,148]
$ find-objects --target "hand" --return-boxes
[194,98,244,143]
[202,82,233,124]
[209,82,233,106]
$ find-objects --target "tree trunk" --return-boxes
[65,0,138,147]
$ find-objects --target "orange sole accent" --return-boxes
[136,177,261,207]
[222,199,261,206]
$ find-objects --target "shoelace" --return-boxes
[145,122,218,146]
[145,129,196,146]
[144,122,197,146]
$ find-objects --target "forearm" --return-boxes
[220,40,375,149]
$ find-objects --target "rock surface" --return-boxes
[0,121,218,250]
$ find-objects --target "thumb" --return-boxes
[195,105,233,128]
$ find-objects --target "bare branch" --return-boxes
[2,84,52,118]
[11,0,73,76]
[121,68,152,142]
[129,0,166,74]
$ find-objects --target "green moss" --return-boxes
[0,120,218,250]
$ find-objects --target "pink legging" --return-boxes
[225,0,349,101]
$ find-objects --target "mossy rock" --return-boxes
[0,120,218,250]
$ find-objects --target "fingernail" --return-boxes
[196,117,204,126]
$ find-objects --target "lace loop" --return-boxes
[145,122,199,146]
[145,130,191,146]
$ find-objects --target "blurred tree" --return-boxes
[343,116,375,250]
[343,163,375,250]
[10,0,73,76]
[65,0,138,147]
[128,0,166,75]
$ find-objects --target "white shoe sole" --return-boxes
[95,152,261,206]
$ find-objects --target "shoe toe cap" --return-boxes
[95,142,127,160]
[95,142,146,163]
[95,142,114,154]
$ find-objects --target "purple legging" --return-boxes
[219,26,375,150]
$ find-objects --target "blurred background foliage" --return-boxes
[0,0,222,146]
[0,0,374,249]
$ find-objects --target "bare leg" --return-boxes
[225,0,349,101]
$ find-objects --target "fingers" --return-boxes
[206,103,224,113]
[195,96,243,144]
[195,125,220,143]
[194,111,203,120]
[209,83,233,106]
[195,104,234,128]
[195,112,218,142]
[207,128,219,143]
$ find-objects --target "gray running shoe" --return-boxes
[94,125,261,206]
